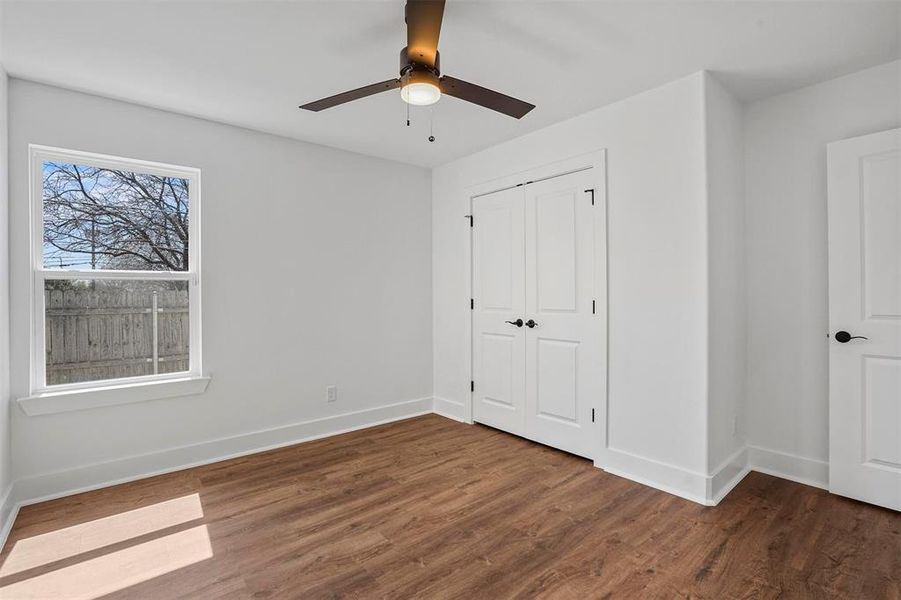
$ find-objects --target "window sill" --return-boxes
[17,375,211,416]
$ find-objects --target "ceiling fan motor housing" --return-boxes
[400,46,440,79]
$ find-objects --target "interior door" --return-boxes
[471,186,526,435]
[472,168,600,459]
[523,170,599,458]
[827,128,901,511]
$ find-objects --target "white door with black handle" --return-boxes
[828,128,901,511]
[472,168,601,459]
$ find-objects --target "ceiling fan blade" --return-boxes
[405,0,445,68]
[299,79,400,112]
[439,76,535,119]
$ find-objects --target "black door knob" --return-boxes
[505,319,524,327]
[525,319,538,328]
[834,330,868,343]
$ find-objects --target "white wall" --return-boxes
[433,73,712,492]
[0,1,13,525]
[704,74,746,475]
[744,60,901,479]
[7,80,432,497]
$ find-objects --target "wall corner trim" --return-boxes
[433,396,465,422]
[708,446,750,505]
[599,443,829,507]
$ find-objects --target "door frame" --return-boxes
[463,150,608,465]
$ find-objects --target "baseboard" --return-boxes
[708,446,750,505]
[601,445,753,507]
[747,445,829,490]
[9,397,434,512]
[600,447,710,505]
[433,396,465,422]
[0,483,18,553]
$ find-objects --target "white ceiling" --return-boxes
[2,0,899,167]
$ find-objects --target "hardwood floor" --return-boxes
[1,414,898,599]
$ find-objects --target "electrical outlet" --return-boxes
[327,386,337,403]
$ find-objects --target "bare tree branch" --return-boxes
[43,162,190,271]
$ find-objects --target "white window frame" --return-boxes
[27,145,203,399]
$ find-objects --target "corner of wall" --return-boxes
[701,72,747,478]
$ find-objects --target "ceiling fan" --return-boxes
[299,0,535,119]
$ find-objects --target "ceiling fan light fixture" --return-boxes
[401,82,441,106]
[299,2,535,118]
[400,69,441,106]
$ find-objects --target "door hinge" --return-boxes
[592,299,596,314]
[465,214,473,227]
[471,380,475,392]
[591,408,595,423]
[585,188,595,206]
[470,298,474,310]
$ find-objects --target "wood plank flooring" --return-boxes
[1,414,898,599]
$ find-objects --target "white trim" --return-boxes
[601,444,827,506]
[602,445,750,506]
[28,144,201,180]
[708,446,750,505]
[601,447,710,505]
[464,149,609,458]
[748,445,829,490]
[17,375,211,416]
[0,484,18,553]
[28,144,202,395]
[711,466,751,506]
[38,270,193,281]
[433,396,465,422]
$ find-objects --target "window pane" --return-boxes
[44,279,189,386]
[42,161,189,271]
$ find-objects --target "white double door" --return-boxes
[828,128,901,511]
[471,168,601,459]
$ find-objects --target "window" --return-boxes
[30,146,202,394]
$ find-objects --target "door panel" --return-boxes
[861,152,901,319]
[535,190,578,312]
[828,127,901,511]
[535,338,579,423]
[479,206,516,311]
[481,333,516,408]
[472,187,526,434]
[524,170,599,458]
[864,357,901,467]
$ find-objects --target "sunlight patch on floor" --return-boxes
[0,524,213,600]
[0,493,204,577]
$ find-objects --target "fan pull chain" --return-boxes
[429,108,435,142]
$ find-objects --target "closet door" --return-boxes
[471,186,526,435]
[523,169,599,458]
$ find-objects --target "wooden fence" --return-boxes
[45,288,189,385]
